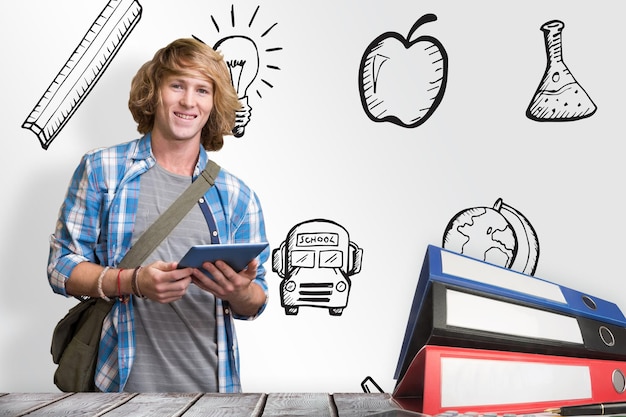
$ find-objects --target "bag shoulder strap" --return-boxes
[118,160,220,269]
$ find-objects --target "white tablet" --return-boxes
[178,242,269,277]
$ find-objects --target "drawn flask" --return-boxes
[526,20,596,121]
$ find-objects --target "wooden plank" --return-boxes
[0,393,407,416]
[332,393,401,417]
[0,393,73,417]
[20,392,133,416]
[181,393,265,417]
[102,393,201,417]
[261,393,336,417]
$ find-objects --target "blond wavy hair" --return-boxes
[128,38,240,151]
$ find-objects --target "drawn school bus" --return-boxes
[272,219,363,316]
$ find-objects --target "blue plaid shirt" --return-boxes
[48,134,269,392]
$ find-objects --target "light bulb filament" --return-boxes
[227,64,245,96]
[227,59,247,67]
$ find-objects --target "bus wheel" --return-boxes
[329,308,343,316]
[285,307,299,315]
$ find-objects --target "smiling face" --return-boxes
[152,72,215,145]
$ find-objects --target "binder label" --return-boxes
[446,288,584,344]
[440,357,592,406]
[440,250,567,303]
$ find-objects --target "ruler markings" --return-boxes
[23,0,142,149]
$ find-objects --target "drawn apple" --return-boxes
[358,14,448,128]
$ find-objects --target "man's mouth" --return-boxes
[175,112,196,120]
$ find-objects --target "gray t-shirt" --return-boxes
[124,164,219,392]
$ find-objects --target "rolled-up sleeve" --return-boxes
[232,188,270,320]
[47,154,103,297]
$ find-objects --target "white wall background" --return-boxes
[1,0,625,393]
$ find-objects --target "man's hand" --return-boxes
[137,261,193,304]
[191,259,266,316]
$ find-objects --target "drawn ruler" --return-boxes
[22,0,142,149]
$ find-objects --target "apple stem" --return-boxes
[407,13,438,42]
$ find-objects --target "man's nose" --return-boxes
[180,90,194,107]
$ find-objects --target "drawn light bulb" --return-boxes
[214,35,259,137]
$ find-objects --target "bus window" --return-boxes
[320,250,343,268]
[291,250,315,268]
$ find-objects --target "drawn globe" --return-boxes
[442,206,516,268]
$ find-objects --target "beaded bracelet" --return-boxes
[97,266,111,301]
[131,266,146,298]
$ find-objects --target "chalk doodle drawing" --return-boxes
[200,4,282,138]
[442,198,540,276]
[527,20,597,122]
[272,219,364,316]
[358,13,448,128]
[214,35,259,138]
[22,0,142,149]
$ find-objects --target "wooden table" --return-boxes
[0,392,413,416]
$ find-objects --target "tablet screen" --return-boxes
[178,242,269,276]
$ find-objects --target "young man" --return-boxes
[48,38,269,392]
